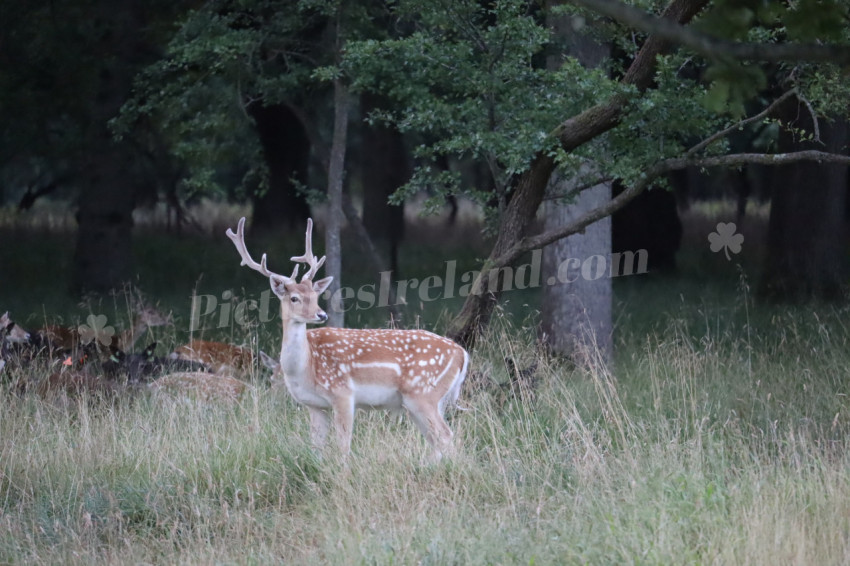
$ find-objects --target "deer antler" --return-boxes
[226,217,298,281]
[290,218,326,282]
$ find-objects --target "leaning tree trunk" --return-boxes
[249,103,311,231]
[759,102,848,300]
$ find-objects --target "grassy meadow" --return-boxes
[2,200,850,564]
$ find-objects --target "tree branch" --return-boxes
[543,174,614,201]
[570,0,850,64]
[492,149,850,269]
[685,88,797,157]
[795,90,822,144]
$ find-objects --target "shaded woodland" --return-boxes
[2,0,850,358]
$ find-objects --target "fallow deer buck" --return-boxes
[226,217,469,462]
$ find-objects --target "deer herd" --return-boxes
[1,217,470,462]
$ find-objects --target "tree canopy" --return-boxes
[3,0,850,323]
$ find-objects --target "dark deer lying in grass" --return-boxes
[103,343,211,383]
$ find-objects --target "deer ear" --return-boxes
[270,275,288,299]
[313,276,333,295]
[143,342,157,360]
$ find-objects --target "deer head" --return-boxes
[226,217,333,325]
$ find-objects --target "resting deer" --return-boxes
[226,217,469,462]
[170,339,253,374]
[104,343,210,383]
[149,371,248,405]
[34,304,170,355]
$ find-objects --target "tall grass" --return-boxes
[3,296,850,564]
[3,199,849,563]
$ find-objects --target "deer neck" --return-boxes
[279,316,311,381]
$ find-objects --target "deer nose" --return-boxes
[316,312,328,323]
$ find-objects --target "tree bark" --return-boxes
[759,102,849,300]
[72,0,150,294]
[542,174,613,364]
[73,148,136,294]
[325,78,350,328]
[540,9,612,365]
[447,0,708,348]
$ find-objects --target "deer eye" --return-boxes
[290,296,300,303]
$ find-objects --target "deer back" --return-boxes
[171,339,253,373]
[149,372,247,405]
[297,327,468,408]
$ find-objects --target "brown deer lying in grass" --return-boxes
[33,304,171,356]
[169,339,253,374]
[149,372,248,405]
[36,366,118,399]
[227,217,469,462]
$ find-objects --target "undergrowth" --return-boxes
[2,296,850,564]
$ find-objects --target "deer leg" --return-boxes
[403,398,453,463]
[331,397,355,457]
[307,406,331,453]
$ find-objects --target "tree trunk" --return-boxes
[73,148,136,294]
[447,0,707,348]
[759,102,848,300]
[325,78,350,328]
[249,104,311,231]
[72,0,149,294]
[360,92,407,275]
[540,10,612,366]
[542,176,613,365]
